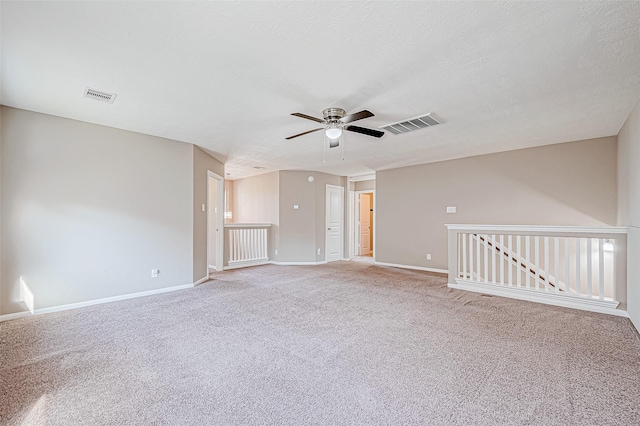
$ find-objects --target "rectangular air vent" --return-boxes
[380,113,440,135]
[83,87,117,103]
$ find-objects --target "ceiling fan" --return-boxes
[286,108,384,141]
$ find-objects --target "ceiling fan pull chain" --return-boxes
[341,135,345,161]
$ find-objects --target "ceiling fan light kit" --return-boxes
[324,122,342,139]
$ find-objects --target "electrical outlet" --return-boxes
[446,206,456,213]
[426,254,432,260]
[317,248,321,255]
[275,249,278,255]
[151,269,159,278]
[202,204,206,212]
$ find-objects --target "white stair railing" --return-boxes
[446,225,627,316]
[469,234,569,292]
[224,223,271,269]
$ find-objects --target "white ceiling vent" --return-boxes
[380,113,440,135]
[83,87,117,104]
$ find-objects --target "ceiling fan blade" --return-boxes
[285,128,323,140]
[340,110,374,124]
[345,125,384,138]
[291,112,325,123]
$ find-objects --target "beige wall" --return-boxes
[0,107,196,315]
[231,171,280,259]
[232,172,279,224]
[230,170,346,263]
[376,136,618,271]
[277,171,317,262]
[193,146,225,282]
[276,171,346,263]
[618,100,640,331]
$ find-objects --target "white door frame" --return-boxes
[207,170,225,276]
[353,189,375,258]
[325,184,345,262]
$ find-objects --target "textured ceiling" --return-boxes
[2,1,640,179]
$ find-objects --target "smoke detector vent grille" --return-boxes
[380,113,440,135]
[84,87,117,103]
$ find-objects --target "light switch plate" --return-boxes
[293,204,299,210]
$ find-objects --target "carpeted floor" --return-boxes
[1,262,640,425]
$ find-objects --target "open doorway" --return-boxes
[354,190,374,258]
[207,171,224,277]
[358,192,373,256]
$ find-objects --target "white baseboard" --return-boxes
[450,279,628,318]
[270,261,328,266]
[0,282,195,323]
[193,276,209,286]
[224,259,270,270]
[374,261,448,274]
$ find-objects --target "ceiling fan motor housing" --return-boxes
[322,107,346,122]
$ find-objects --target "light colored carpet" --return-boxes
[1,262,639,425]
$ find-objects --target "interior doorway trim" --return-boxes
[353,189,376,258]
[207,170,225,278]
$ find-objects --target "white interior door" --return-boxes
[326,185,344,262]
[359,193,371,255]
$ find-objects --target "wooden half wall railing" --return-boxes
[223,223,271,269]
[446,224,628,316]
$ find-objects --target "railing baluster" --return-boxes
[516,236,521,288]
[483,235,488,282]
[253,229,258,259]
[246,230,250,260]
[587,238,593,298]
[499,235,504,285]
[544,237,550,291]
[599,238,605,300]
[613,239,617,301]
[234,230,239,261]
[535,236,540,290]
[457,234,461,278]
[476,233,481,281]
[508,235,513,286]
[469,234,474,280]
[564,237,570,293]
[554,237,560,293]
[492,234,496,284]
[576,239,582,295]
[525,236,531,289]
[462,233,467,279]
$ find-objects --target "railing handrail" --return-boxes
[446,224,627,235]
[224,223,272,228]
